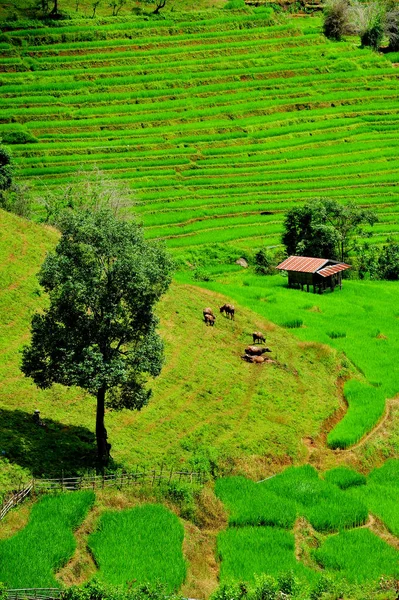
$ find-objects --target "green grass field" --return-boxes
[0,12,398,265]
[88,504,186,591]
[0,491,94,587]
[190,271,399,449]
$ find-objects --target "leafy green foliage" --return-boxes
[282,198,377,262]
[0,491,94,587]
[0,144,14,208]
[323,0,351,40]
[21,208,173,462]
[88,504,186,591]
[63,581,184,600]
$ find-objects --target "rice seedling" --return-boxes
[261,466,368,532]
[88,504,186,591]
[314,529,399,583]
[0,491,94,588]
[217,526,316,584]
[323,467,366,490]
[215,476,297,528]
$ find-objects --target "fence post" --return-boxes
[158,463,164,486]
[168,467,173,484]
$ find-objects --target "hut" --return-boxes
[275,256,351,294]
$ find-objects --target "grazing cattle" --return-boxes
[252,331,265,344]
[242,354,274,364]
[204,313,215,326]
[245,345,272,356]
[203,307,215,318]
[220,303,235,320]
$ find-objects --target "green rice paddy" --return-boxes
[88,504,186,591]
[0,12,399,262]
[0,491,94,588]
[314,529,399,583]
[216,466,368,533]
[216,463,399,587]
[217,526,316,585]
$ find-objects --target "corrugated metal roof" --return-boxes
[276,256,329,273]
[318,263,351,277]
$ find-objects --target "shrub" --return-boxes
[351,1,385,49]
[0,129,38,145]
[281,319,303,329]
[326,330,346,339]
[323,0,351,41]
[385,10,399,51]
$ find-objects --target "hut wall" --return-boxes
[288,271,313,285]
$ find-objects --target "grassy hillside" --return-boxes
[0,13,398,263]
[0,209,345,488]
[192,271,399,452]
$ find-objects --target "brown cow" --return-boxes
[220,303,235,320]
[252,331,265,344]
[245,345,272,356]
[204,313,215,327]
[203,307,215,318]
[242,354,274,364]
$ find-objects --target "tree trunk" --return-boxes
[153,0,166,14]
[49,0,59,16]
[96,386,110,465]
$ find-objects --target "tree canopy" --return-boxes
[21,209,174,464]
[282,199,377,262]
[0,144,14,197]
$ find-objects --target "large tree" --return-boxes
[21,209,173,465]
[282,199,377,262]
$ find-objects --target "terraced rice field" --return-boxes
[1,12,399,260]
[0,491,94,588]
[88,504,186,591]
[216,463,399,587]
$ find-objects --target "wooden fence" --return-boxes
[6,590,63,600]
[0,466,204,522]
[0,483,34,521]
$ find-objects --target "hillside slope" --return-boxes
[0,210,345,485]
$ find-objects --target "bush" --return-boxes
[323,0,351,41]
[385,10,399,51]
[351,1,385,49]
[360,20,384,48]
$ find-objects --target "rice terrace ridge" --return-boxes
[1,0,399,598]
